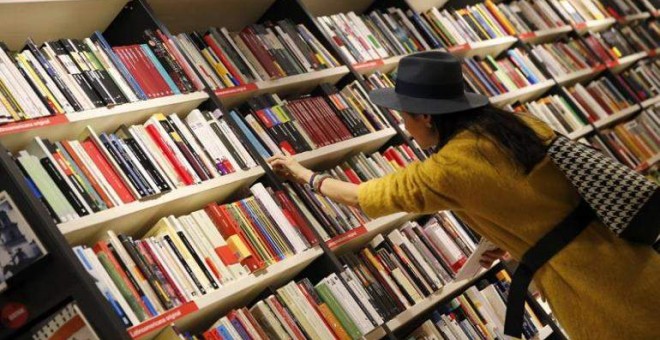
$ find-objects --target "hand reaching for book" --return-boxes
[479,248,508,268]
[267,152,314,184]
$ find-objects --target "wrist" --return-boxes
[299,169,314,184]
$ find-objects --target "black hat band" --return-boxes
[395,78,465,100]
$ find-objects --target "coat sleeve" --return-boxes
[357,152,461,218]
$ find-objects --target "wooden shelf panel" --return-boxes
[555,67,602,87]
[59,167,265,245]
[0,92,209,153]
[490,81,555,107]
[148,0,276,33]
[593,105,641,128]
[353,55,405,75]
[0,0,126,50]
[567,125,594,140]
[518,26,572,44]
[573,18,616,34]
[609,52,648,73]
[129,247,324,339]
[218,66,350,108]
[453,36,518,59]
[329,212,419,255]
[295,128,397,170]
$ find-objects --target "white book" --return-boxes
[81,247,140,326]
[176,34,223,90]
[217,116,257,168]
[179,214,234,283]
[203,110,243,171]
[465,287,506,338]
[185,109,229,173]
[349,12,390,59]
[116,136,161,195]
[145,115,201,184]
[250,183,308,253]
[317,16,357,64]
[130,125,182,188]
[154,236,201,298]
[326,274,373,333]
[222,317,243,340]
[21,50,75,113]
[454,239,499,281]
[146,237,194,301]
[389,227,443,289]
[574,84,608,119]
[168,113,217,178]
[338,13,378,61]
[274,26,314,73]
[220,27,264,82]
[0,47,49,117]
[168,215,220,290]
[340,269,384,325]
[435,318,460,340]
[125,126,177,190]
[480,285,507,325]
[40,44,95,110]
[390,7,431,50]
[191,210,248,278]
[106,230,165,314]
[286,282,335,339]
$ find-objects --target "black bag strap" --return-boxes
[504,200,595,337]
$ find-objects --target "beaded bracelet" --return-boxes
[308,172,319,188]
[311,174,331,193]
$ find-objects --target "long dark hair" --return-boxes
[430,105,546,174]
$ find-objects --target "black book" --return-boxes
[174,228,219,290]
[344,254,401,319]
[411,226,454,281]
[258,95,312,151]
[163,235,206,295]
[157,117,209,181]
[241,101,296,154]
[40,157,88,216]
[166,115,214,179]
[111,134,156,196]
[118,234,174,310]
[45,41,103,107]
[107,243,153,315]
[375,249,419,305]
[377,238,433,297]
[201,111,248,171]
[144,30,193,93]
[59,39,114,105]
[74,39,128,104]
[25,39,83,111]
[252,24,302,76]
[208,27,257,82]
[115,125,171,193]
[287,183,339,237]
[278,19,322,70]
[99,133,147,198]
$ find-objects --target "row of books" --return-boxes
[287,144,420,240]
[363,71,403,125]
[597,109,660,168]
[619,22,660,52]
[405,270,545,340]
[73,182,318,327]
[530,37,603,78]
[642,0,660,12]
[462,48,549,98]
[171,20,340,91]
[13,110,257,223]
[618,60,660,102]
[229,82,391,158]
[545,0,612,25]
[0,30,203,126]
[511,92,589,135]
[497,0,574,33]
[564,75,637,122]
[31,302,99,340]
[600,0,648,17]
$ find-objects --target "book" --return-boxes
[30,302,100,340]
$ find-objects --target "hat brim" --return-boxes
[369,88,489,115]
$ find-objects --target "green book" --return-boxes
[97,252,147,321]
[315,281,362,340]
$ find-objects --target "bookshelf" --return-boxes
[328,211,419,254]
[490,81,555,107]
[554,66,604,87]
[593,105,642,129]
[450,36,519,59]
[518,26,573,45]
[607,51,649,73]
[572,18,616,34]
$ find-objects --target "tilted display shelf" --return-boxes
[573,18,616,34]
[518,26,572,44]
[449,36,518,59]
[328,212,420,255]
[593,105,641,128]
[489,81,555,107]
[567,125,594,140]
[554,66,604,87]
[608,52,648,73]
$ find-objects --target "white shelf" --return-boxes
[518,26,572,44]
[294,128,397,169]
[0,92,209,153]
[641,95,660,108]
[594,105,641,128]
[490,81,555,107]
[555,67,602,86]
[329,212,419,255]
[609,52,648,73]
[619,12,651,24]
[0,0,126,50]
[59,167,265,245]
[451,36,518,59]
[574,18,616,34]
[567,125,594,140]
[218,67,351,108]
[128,247,324,339]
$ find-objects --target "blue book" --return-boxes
[91,32,147,100]
[465,58,500,95]
[471,10,498,39]
[229,110,270,158]
[99,133,145,197]
[109,134,154,196]
[507,50,539,84]
[229,315,252,340]
[409,12,442,49]
[216,324,235,340]
[239,200,286,261]
[140,44,181,95]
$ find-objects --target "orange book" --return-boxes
[317,303,352,340]
[485,0,517,35]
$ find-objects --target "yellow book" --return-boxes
[317,303,352,340]
[461,9,491,40]
[0,85,20,121]
[226,203,276,265]
[485,0,518,35]
[15,54,64,114]
[200,49,234,87]
[474,4,506,37]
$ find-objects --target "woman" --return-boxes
[268,52,659,340]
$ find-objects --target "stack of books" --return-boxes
[563,77,638,123]
[405,270,545,340]
[316,8,432,64]
[600,0,646,18]
[286,145,420,241]
[598,109,660,168]
[14,110,256,223]
[462,48,548,98]
[530,38,603,78]
[364,71,403,124]
[229,83,391,158]
[546,0,612,25]
[338,212,478,313]
[511,93,589,135]
[203,274,385,340]
[0,31,202,126]
[72,182,317,327]
[497,0,569,34]
[415,1,517,49]
[618,60,660,102]
[172,21,340,92]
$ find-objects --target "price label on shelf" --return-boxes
[215,83,258,97]
[448,44,470,53]
[353,59,384,71]
[327,226,367,249]
[128,302,198,339]
[0,115,69,136]
[518,32,536,40]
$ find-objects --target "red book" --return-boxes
[144,123,194,185]
[568,90,599,122]
[585,87,614,114]
[61,140,115,209]
[203,33,245,85]
[267,296,306,340]
[384,148,407,167]
[114,46,157,99]
[81,140,135,203]
[238,307,269,339]
[157,29,202,91]
[238,28,283,78]
[132,45,172,97]
[93,241,149,315]
[302,98,340,144]
[234,201,280,261]
[138,240,187,305]
[342,167,362,184]
[316,97,353,140]
[204,204,265,272]
[274,190,319,246]
[287,101,327,147]
[313,97,348,142]
[202,329,222,340]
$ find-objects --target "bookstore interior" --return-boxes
[0,0,658,339]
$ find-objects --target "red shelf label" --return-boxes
[518,32,536,40]
[606,60,620,68]
[215,83,258,97]
[0,115,69,136]
[353,59,384,71]
[635,162,649,172]
[128,302,198,339]
[648,50,658,57]
[328,226,367,249]
[572,23,587,30]
[448,44,470,53]
[593,64,606,72]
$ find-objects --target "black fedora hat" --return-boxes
[369,51,489,115]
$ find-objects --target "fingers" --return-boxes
[479,259,493,268]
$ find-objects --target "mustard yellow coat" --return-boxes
[357,118,660,340]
